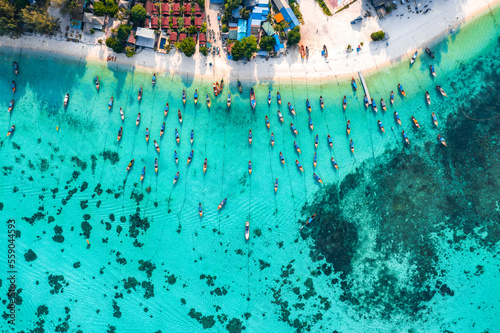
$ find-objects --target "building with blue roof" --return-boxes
[237,19,248,40]
[273,34,285,53]
[280,7,299,30]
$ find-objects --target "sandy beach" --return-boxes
[1,0,498,82]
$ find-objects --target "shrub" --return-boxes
[117,24,131,41]
[188,25,197,34]
[105,36,124,53]
[125,46,135,57]
[222,24,228,33]
[93,1,106,16]
[370,30,385,41]
[179,37,196,57]
[200,46,207,56]
[259,35,276,52]
[200,22,206,33]
[90,28,95,34]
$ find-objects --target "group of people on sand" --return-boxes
[107,56,117,61]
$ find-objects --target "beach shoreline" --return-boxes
[1,0,498,83]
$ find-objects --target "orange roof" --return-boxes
[275,13,284,23]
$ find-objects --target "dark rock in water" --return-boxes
[105,222,112,231]
[53,225,64,243]
[146,186,151,193]
[80,182,88,192]
[48,216,55,223]
[188,308,216,329]
[128,212,149,238]
[123,277,139,290]
[40,158,49,172]
[133,239,143,247]
[80,200,88,210]
[109,214,115,221]
[130,190,144,205]
[112,300,122,318]
[102,150,120,165]
[91,154,97,175]
[36,305,49,317]
[71,156,88,171]
[82,214,91,221]
[81,221,92,239]
[226,318,245,333]
[73,262,81,269]
[0,202,3,210]
[439,283,454,297]
[141,281,155,299]
[72,171,80,181]
[258,260,270,271]
[253,228,262,237]
[22,212,45,225]
[166,274,177,285]
[55,322,70,332]
[138,260,156,278]
[48,274,66,294]
[25,249,37,262]
[62,188,77,206]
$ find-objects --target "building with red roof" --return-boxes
[184,3,191,15]
[161,16,169,29]
[145,1,153,15]
[199,33,206,46]
[151,16,158,29]
[161,3,169,14]
[172,16,178,28]
[179,33,187,41]
[170,31,178,42]
[194,17,202,28]
[172,3,180,15]
[184,17,191,27]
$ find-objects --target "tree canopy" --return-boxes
[106,36,124,53]
[259,36,276,52]
[231,36,258,61]
[117,24,131,41]
[179,37,196,57]
[53,0,79,16]
[370,31,385,41]
[0,0,21,37]
[130,4,147,22]
[287,26,301,46]
[21,6,60,36]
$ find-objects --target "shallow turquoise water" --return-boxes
[1,6,499,332]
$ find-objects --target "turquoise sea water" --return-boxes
[1,6,499,333]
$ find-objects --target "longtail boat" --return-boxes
[126,159,134,171]
[117,127,122,141]
[250,88,256,109]
[438,134,447,146]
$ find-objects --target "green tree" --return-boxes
[370,30,385,41]
[0,0,21,37]
[125,46,135,57]
[93,1,106,16]
[179,37,196,57]
[117,24,131,41]
[200,22,207,33]
[105,0,118,17]
[53,0,80,16]
[287,26,301,46]
[259,35,276,52]
[197,0,204,10]
[239,7,249,20]
[21,6,60,36]
[221,24,228,33]
[231,36,257,61]
[188,25,197,34]
[130,4,147,22]
[200,46,207,56]
[106,36,124,53]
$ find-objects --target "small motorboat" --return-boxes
[108,97,113,110]
[277,91,281,105]
[320,96,324,109]
[187,150,194,165]
[11,81,16,93]
[245,221,250,240]
[331,157,339,170]
[206,95,211,108]
[274,178,278,193]
[95,76,100,90]
[295,159,304,172]
[248,129,252,144]
[323,45,328,58]
[8,99,14,112]
[154,158,158,173]
[313,152,317,168]
[174,150,178,164]
[248,160,252,174]
[173,171,180,184]
[178,109,183,124]
[268,91,272,105]
[290,123,298,135]
[120,107,124,121]
[288,102,295,116]
[217,198,227,210]
[410,51,418,65]
[279,152,285,165]
[351,78,357,90]
[378,120,385,133]
[164,103,169,116]
[294,141,301,154]
[145,127,149,142]
[175,129,180,144]
[203,158,207,173]
[432,112,438,127]
[227,93,231,108]
[13,62,18,75]
[371,98,378,112]
[350,139,354,153]
[402,130,409,145]
[308,117,314,131]
[430,65,436,77]
[277,110,284,123]
[199,203,203,217]
[437,85,447,97]
[126,159,134,171]
[271,132,275,147]
[313,173,323,184]
[306,99,311,112]
[6,125,15,137]
[411,116,420,128]
[381,98,386,111]
[238,80,242,93]
[140,167,145,181]
[394,111,402,125]
[154,140,160,153]
[250,88,256,109]
[315,134,319,149]
[398,83,406,97]
[300,45,305,58]
[306,213,316,226]
[182,89,186,104]
[390,91,395,104]
[190,129,194,144]
[194,89,198,104]
[136,112,141,126]
[438,134,447,146]
[343,96,347,111]
[152,73,156,86]
[426,91,431,105]
[327,135,333,148]
[160,122,165,137]
[346,120,351,135]
[138,87,143,101]
[364,95,369,108]
[426,47,434,58]
[63,93,69,107]
[265,115,270,128]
